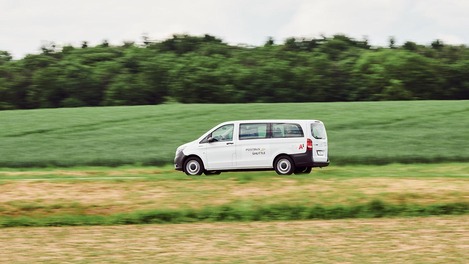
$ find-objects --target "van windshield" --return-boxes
[311,122,327,139]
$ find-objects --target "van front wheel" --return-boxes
[274,156,295,175]
[184,157,204,176]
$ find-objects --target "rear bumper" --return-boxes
[312,160,330,168]
[291,151,329,168]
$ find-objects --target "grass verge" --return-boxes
[1,200,467,228]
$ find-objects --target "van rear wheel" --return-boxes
[184,157,204,176]
[274,156,295,175]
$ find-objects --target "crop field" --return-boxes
[1,101,468,263]
[0,100,468,167]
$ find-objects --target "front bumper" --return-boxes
[174,151,185,171]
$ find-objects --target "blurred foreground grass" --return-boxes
[1,217,468,263]
[0,163,467,226]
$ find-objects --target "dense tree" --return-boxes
[352,49,443,100]
[0,34,467,110]
[0,51,12,65]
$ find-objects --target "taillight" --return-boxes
[307,138,313,151]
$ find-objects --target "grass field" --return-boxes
[1,216,467,263]
[1,101,468,262]
[0,100,468,167]
[0,163,467,225]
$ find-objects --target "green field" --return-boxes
[0,100,468,168]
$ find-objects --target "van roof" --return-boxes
[221,120,323,124]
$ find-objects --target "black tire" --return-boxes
[294,167,312,175]
[274,156,295,175]
[184,157,204,176]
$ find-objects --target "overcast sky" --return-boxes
[1,0,468,58]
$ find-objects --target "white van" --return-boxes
[174,120,329,175]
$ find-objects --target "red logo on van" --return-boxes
[299,144,304,150]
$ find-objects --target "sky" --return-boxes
[1,0,468,59]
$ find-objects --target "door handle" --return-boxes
[226,142,234,145]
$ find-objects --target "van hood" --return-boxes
[177,140,198,152]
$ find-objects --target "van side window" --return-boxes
[239,123,268,140]
[272,123,304,138]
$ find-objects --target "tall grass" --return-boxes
[0,101,467,167]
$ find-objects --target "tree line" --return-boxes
[0,34,468,110]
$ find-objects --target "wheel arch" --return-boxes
[182,154,205,173]
[273,153,290,167]
[273,154,295,175]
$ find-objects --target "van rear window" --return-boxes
[272,123,304,138]
[311,122,326,139]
